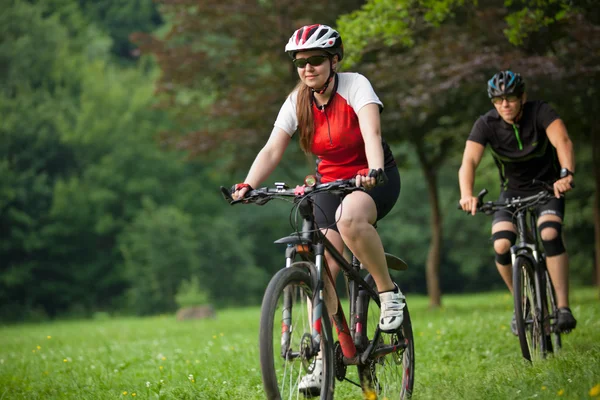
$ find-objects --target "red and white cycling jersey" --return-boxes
[274,73,394,183]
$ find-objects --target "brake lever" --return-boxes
[220,186,234,205]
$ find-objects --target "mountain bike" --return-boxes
[221,176,415,399]
[468,185,562,362]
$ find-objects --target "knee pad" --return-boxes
[539,221,565,256]
[492,231,516,265]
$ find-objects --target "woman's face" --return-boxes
[294,50,335,89]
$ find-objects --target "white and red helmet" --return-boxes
[285,24,344,61]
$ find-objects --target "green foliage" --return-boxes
[78,0,163,60]
[1,0,597,322]
[503,0,575,45]
[120,199,200,315]
[338,0,474,65]
[175,276,210,308]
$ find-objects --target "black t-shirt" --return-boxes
[468,100,561,192]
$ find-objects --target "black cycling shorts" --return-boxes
[312,167,401,233]
[492,189,565,226]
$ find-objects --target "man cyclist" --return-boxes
[458,70,577,334]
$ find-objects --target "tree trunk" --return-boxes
[592,123,600,299]
[414,138,443,308]
[413,138,443,308]
[423,165,442,308]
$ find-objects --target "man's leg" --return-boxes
[491,219,518,335]
[537,214,576,332]
[538,215,569,307]
[491,221,517,293]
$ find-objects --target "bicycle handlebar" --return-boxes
[476,190,555,215]
[456,179,569,216]
[220,178,362,206]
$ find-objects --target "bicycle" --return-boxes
[221,176,415,399]
[465,184,562,362]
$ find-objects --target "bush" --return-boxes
[175,276,210,308]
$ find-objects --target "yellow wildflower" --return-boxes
[557,389,564,396]
[590,384,600,397]
[122,391,128,395]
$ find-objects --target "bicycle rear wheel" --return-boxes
[357,275,415,399]
[542,266,562,354]
[513,255,546,361]
[259,263,335,400]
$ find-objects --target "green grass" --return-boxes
[1,288,599,399]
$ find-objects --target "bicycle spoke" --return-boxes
[358,277,414,399]
[260,265,334,400]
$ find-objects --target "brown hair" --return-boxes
[295,82,314,154]
[293,56,338,154]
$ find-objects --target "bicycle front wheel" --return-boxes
[358,275,415,399]
[542,267,562,354]
[259,263,335,400]
[513,255,546,361]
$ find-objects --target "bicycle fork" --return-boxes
[315,244,359,363]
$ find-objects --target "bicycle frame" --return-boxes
[510,206,542,266]
[507,198,560,360]
[274,196,387,366]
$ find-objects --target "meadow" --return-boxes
[1,288,599,400]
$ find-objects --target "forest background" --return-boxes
[1,0,598,321]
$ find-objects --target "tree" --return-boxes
[120,200,199,315]
[337,0,599,304]
[131,0,365,171]
[77,0,163,60]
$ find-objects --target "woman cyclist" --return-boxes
[231,24,405,394]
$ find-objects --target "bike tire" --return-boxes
[542,267,562,354]
[357,275,415,399]
[513,255,546,361]
[259,263,335,400]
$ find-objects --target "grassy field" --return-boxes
[1,287,599,400]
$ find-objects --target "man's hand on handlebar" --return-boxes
[553,175,574,199]
[459,196,479,216]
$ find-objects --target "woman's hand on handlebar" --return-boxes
[231,183,253,201]
[459,196,479,216]
[355,168,387,190]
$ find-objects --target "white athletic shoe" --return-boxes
[298,358,323,396]
[379,284,406,332]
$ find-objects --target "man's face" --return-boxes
[492,93,525,123]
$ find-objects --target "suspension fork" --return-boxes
[279,246,296,357]
[348,256,366,348]
[314,243,358,362]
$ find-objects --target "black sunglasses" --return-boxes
[292,55,329,68]
[491,94,520,105]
